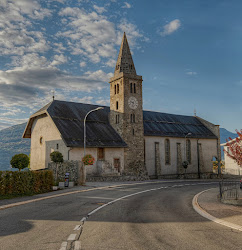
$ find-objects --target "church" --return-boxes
[23,33,221,178]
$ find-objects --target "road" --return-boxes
[0,181,242,250]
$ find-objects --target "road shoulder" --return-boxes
[193,187,242,231]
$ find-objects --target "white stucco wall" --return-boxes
[69,147,124,175]
[30,115,67,170]
[145,136,218,176]
[223,146,241,175]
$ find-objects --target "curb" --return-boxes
[192,188,242,232]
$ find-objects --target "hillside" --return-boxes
[0,123,238,171]
[0,123,30,170]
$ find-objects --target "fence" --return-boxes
[219,180,241,200]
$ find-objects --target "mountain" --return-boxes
[219,128,237,160]
[219,128,237,144]
[0,123,30,171]
[0,123,238,171]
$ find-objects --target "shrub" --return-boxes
[0,170,54,196]
[10,154,29,171]
[50,151,63,163]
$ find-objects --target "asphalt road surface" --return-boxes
[0,181,242,250]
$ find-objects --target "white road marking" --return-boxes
[80,217,87,222]
[74,241,81,250]
[193,188,242,232]
[74,225,81,230]
[67,234,77,241]
[60,182,217,249]
[59,241,67,250]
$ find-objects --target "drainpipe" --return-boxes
[68,147,73,160]
[197,139,200,179]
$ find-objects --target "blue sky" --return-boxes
[0,0,241,132]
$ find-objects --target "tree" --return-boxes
[50,151,63,181]
[10,154,29,171]
[224,129,242,167]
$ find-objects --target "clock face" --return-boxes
[128,96,138,109]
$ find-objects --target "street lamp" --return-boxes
[183,133,192,178]
[82,107,104,184]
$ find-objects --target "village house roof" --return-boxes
[23,100,217,147]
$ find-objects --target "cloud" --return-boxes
[0,1,50,56]
[80,61,86,67]
[186,71,197,75]
[50,54,68,66]
[122,2,131,9]
[57,7,144,65]
[93,5,106,14]
[0,62,112,107]
[159,19,181,36]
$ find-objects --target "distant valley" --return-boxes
[0,123,238,171]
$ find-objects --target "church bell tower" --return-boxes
[109,33,145,174]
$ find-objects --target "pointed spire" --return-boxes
[114,32,137,76]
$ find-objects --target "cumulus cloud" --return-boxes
[159,19,181,36]
[57,7,144,65]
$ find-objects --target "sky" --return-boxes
[0,0,241,132]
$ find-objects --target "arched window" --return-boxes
[133,114,135,123]
[134,83,136,93]
[116,101,118,110]
[186,139,191,164]
[130,83,132,93]
[117,84,119,94]
[114,85,116,94]
[165,139,170,165]
[133,129,135,136]
[130,114,133,123]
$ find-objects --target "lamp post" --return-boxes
[82,107,104,184]
[183,132,192,178]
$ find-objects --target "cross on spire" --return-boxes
[114,32,137,76]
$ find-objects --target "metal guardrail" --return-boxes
[219,180,241,200]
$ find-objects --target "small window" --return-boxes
[133,129,135,136]
[130,114,135,123]
[186,139,191,164]
[56,143,59,150]
[116,101,118,110]
[40,137,43,145]
[130,83,133,93]
[130,65,133,70]
[115,85,116,94]
[165,139,170,165]
[117,84,119,94]
[116,114,119,124]
[134,83,136,93]
[98,148,105,160]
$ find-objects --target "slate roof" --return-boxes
[23,100,217,147]
[143,111,217,139]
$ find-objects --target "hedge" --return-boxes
[0,170,54,196]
